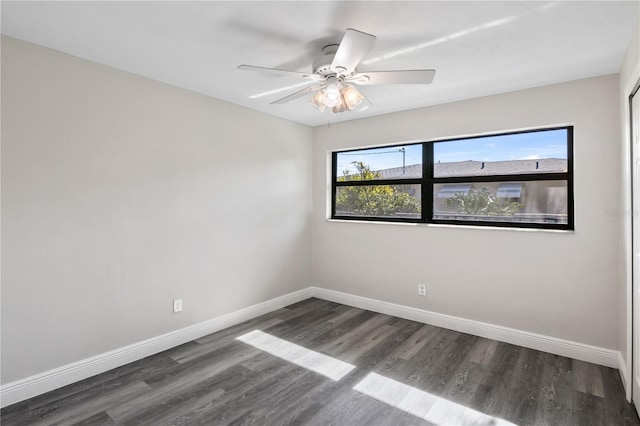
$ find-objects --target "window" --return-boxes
[331,127,574,230]
[334,145,422,220]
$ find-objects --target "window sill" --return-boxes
[327,218,575,233]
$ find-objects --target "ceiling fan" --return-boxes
[238,28,436,114]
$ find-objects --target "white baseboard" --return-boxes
[0,287,313,408]
[618,352,632,401]
[311,287,621,369]
[1,285,624,409]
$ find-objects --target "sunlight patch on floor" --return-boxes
[353,372,517,425]
[236,330,355,381]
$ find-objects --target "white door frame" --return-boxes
[631,82,640,408]
[623,43,640,401]
[626,69,640,404]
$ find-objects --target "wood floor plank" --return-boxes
[0,353,177,425]
[306,391,385,426]
[30,381,150,426]
[179,363,293,425]
[441,359,485,407]
[469,342,522,416]
[439,337,503,411]
[304,310,375,348]
[144,341,259,389]
[107,344,261,422]
[498,347,547,425]
[74,411,116,425]
[2,298,637,426]
[400,328,463,389]
[267,308,370,349]
[330,395,405,426]
[227,370,326,425]
[466,337,499,366]
[184,362,304,425]
[334,324,398,363]
[391,324,440,361]
[268,360,373,425]
[416,332,479,395]
[172,317,284,364]
[320,313,392,356]
[381,408,435,426]
[534,353,573,426]
[263,307,346,343]
[600,365,640,426]
[574,391,605,426]
[119,387,225,425]
[327,306,366,326]
[573,359,605,397]
[360,319,423,375]
[194,315,285,346]
[114,366,252,425]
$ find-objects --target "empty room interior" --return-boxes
[2,1,640,425]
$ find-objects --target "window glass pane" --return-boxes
[437,184,472,198]
[433,180,568,225]
[433,129,568,177]
[335,184,421,219]
[336,145,422,181]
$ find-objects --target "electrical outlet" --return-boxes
[173,299,183,313]
[418,284,426,296]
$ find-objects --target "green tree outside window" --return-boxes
[444,187,523,216]
[336,162,420,216]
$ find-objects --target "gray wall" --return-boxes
[313,74,622,351]
[1,37,313,383]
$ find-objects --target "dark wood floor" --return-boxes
[2,298,639,425]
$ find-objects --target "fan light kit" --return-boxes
[311,77,364,113]
[238,28,436,114]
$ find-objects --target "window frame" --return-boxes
[331,126,574,230]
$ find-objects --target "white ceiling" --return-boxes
[2,1,638,127]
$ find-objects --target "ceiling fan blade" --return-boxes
[271,84,323,105]
[238,65,322,80]
[331,28,376,75]
[348,70,436,85]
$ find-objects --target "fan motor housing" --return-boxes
[313,44,347,77]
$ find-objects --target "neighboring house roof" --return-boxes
[373,158,567,179]
[375,164,422,179]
